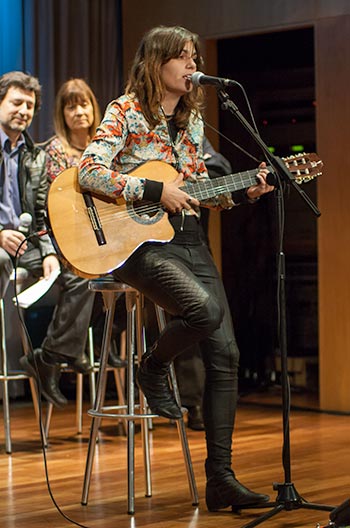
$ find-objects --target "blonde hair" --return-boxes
[126,25,205,129]
[54,78,101,149]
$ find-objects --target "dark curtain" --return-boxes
[22,0,123,141]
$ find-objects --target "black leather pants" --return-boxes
[113,235,240,469]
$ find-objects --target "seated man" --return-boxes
[0,71,94,408]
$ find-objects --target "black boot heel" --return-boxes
[206,484,225,511]
[206,475,270,511]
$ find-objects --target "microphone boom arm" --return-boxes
[217,88,320,217]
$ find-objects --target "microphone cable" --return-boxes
[202,79,267,164]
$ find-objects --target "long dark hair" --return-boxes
[126,25,205,129]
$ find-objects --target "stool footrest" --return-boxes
[0,371,31,381]
[87,405,159,420]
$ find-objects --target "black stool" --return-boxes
[81,278,198,514]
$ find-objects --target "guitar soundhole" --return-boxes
[126,200,165,225]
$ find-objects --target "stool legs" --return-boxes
[81,284,198,513]
[87,326,96,408]
[155,305,199,506]
[126,290,153,512]
[82,289,140,512]
[135,294,152,500]
[126,290,138,513]
[81,289,118,506]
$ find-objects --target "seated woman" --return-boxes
[44,78,101,180]
[44,78,125,370]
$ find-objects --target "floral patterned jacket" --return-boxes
[79,94,234,209]
[43,135,81,183]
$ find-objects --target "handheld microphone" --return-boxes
[18,212,32,235]
[191,71,239,88]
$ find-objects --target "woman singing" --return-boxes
[79,25,273,511]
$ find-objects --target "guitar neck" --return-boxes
[182,166,272,201]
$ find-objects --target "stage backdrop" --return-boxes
[0,0,123,141]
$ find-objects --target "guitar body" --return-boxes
[47,161,176,278]
[47,154,322,278]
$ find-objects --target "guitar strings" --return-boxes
[92,156,314,224]
[95,173,261,222]
[96,177,260,223]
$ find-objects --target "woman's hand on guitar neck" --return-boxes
[246,162,275,200]
[160,172,199,214]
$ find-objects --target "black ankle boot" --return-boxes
[69,354,93,374]
[20,349,67,408]
[136,350,182,420]
[205,462,270,512]
[107,346,127,369]
[93,342,127,369]
[187,405,205,431]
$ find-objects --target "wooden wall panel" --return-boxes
[316,16,350,411]
[121,0,350,75]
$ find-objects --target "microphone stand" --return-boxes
[216,88,334,527]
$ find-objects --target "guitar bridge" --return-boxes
[83,193,106,246]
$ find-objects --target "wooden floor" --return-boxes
[1,393,350,528]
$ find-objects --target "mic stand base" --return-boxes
[238,482,334,528]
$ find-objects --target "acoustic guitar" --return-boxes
[47,154,323,278]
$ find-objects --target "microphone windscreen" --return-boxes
[18,212,33,233]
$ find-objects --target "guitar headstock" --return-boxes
[282,153,323,184]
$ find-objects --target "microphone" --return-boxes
[191,71,239,88]
[18,212,32,235]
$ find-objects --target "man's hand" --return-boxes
[0,229,27,257]
[160,173,199,214]
[246,162,275,200]
[42,254,60,279]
